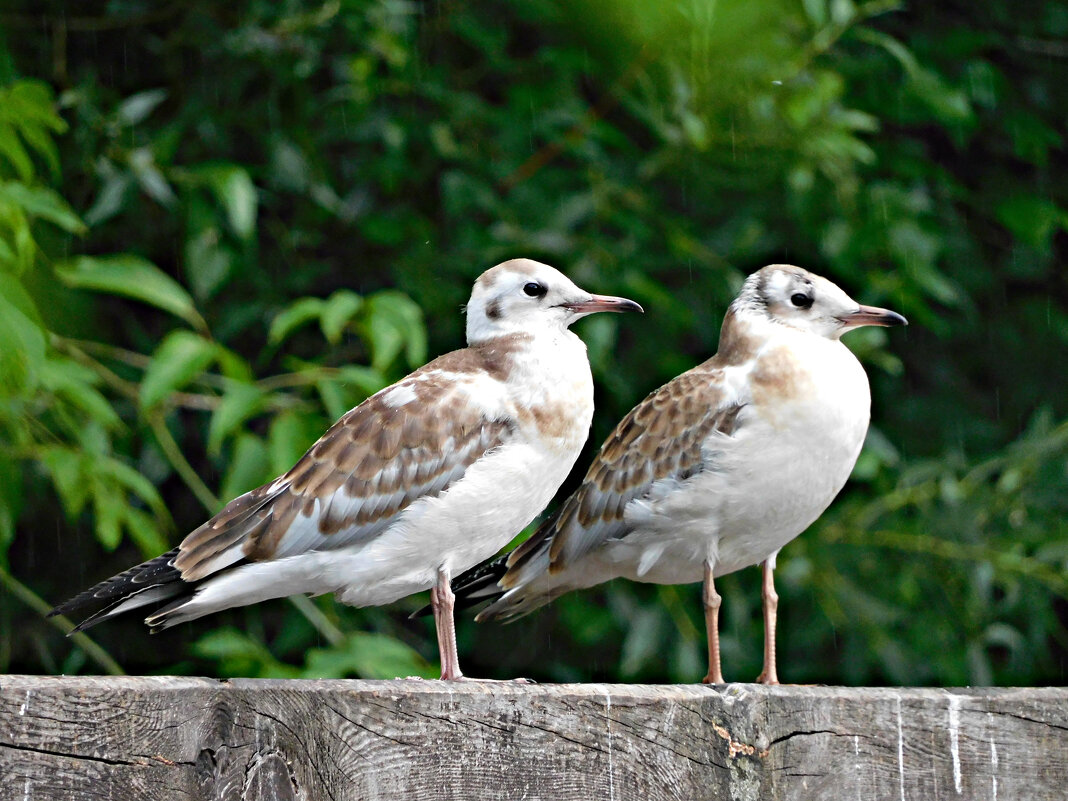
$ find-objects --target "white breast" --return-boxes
[612,332,871,584]
[330,329,595,606]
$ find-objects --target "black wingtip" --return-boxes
[48,547,187,633]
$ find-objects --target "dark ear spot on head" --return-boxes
[486,300,502,320]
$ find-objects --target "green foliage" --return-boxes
[0,80,174,567]
[1,0,1065,685]
[56,255,208,334]
[193,626,435,680]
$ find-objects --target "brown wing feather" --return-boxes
[175,341,526,582]
[505,362,744,581]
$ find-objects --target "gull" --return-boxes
[452,264,906,684]
[50,258,642,680]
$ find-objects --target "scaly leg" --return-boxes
[755,558,780,685]
[431,566,464,681]
[702,559,724,684]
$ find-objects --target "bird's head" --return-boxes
[734,264,907,340]
[465,258,643,344]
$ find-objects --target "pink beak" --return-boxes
[837,304,908,329]
[561,294,644,315]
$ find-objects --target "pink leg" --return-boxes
[431,566,464,681]
[756,559,780,685]
[702,560,725,684]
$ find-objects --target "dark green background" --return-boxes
[1,0,1065,685]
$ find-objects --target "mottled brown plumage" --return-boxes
[507,364,744,580]
[175,342,523,581]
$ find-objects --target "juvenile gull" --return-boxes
[51,258,642,680]
[452,264,905,684]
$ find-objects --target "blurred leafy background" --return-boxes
[0,0,1065,686]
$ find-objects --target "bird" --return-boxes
[450,264,906,684]
[50,258,642,680]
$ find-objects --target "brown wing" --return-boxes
[175,347,518,581]
[503,364,744,583]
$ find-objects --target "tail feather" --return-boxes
[451,554,510,608]
[473,536,562,622]
[49,548,182,618]
[68,583,189,633]
[49,547,199,633]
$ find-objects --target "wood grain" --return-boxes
[1,677,1064,800]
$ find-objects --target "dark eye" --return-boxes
[790,292,813,309]
[523,282,547,298]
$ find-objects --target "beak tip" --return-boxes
[842,306,908,329]
[564,295,644,314]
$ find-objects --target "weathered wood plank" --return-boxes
[1,676,1064,800]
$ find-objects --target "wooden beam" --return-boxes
[2,676,1065,800]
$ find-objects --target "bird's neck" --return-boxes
[715,308,768,366]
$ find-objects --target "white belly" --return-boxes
[610,337,871,584]
[332,437,579,606]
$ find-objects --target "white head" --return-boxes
[465,258,643,344]
[733,264,907,340]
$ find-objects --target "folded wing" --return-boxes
[52,349,517,630]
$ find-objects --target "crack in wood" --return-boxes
[255,709,339,801]
[0,739,149,768]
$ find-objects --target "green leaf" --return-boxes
[123,506,170,559]
[854,28,919,75]
[0,272,44,327]
[13,120,61,179]
[4,80,66,133]
[39,356,123,431]
[220,433,271,501]
[0,122,34,182]
[909,68,974,127]
[57,255,207,332]
[320,289,364,344]
[802,0,828,26]
[301,632,435,679]
[996,197,1067,249]
[214,344,254,382]
[128,147,177,207]
[7,205,36,274]
[268,409,325,474]
[337,365,389,398]
[194,628,300,678]
[0,287,46,393]
[0,182,85,233]
[0,451,22,560]
[269,296,324,345]
[207,382,266,455]
[140,330,218,410]
[316,377,353,421]
[92,482,125,551]
[84,172,131,227]
[115,89,168,127]
[39,446,91,521]
[194,164,258,240]
[361,290,426,371]
[184,223,235,301]
[98,455,170,522]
